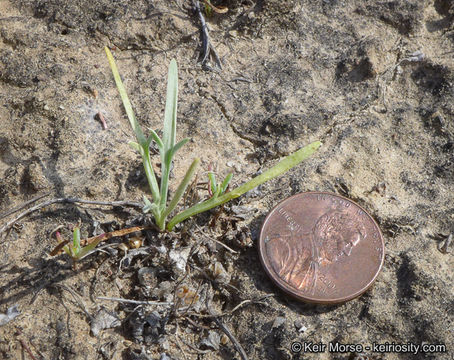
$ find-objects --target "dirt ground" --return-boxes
[0,0,453,359]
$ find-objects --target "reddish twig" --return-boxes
[50,225,153,256]
[15,330,39,360]
[96,111,108,129]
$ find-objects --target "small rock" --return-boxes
[230,205,255,220]
[90,308,121,336]
[169,247,191,273]
[272,316,286,329]
[138,267,157,288]
[25,163,49,191]
[294,320,307,333]
[208,262,231,284]
[158,336,169,351]
[0,305,20,326]
[156,244,167,255]
[200,330,221,351]
[152,281,174,302]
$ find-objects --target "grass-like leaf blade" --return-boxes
[172,138,190,155]
[147,129,163,150]
[105,47,146,145]
[163,59,178,153]
[160,59,179,209]
[220,173,233,194]
[167,141,321,230]
[208,172,217,195]
[161,158,200,224]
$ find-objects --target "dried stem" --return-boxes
[207,302,249,360]
[0,197,142,238]
[0,192,50,220]
[15,335,39,360]
[97,296,174,306]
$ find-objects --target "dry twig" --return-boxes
[97,296,173,306]
[207,301,248,360]
[193,0,222,70]
[15,329,39,360]
[174,321,189,360]
[187,294,273,319]
[0,197,142,240]
[52,284,93,321]
[50,225,151,256]
[0,192,50,220]
[438,234,452,254]
[194,225,238,254]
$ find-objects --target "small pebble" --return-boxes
[294,320,307,333]
[272,316,286,329]
[158,336,169,351]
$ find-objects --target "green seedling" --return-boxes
[208,171,233,197]
[204,1,213,17]
[58,228,106,261]
[105,47,321,231]
[50,225,151,260]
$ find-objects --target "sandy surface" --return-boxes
[0,0,453,359]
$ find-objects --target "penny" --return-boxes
[259,192,385,304]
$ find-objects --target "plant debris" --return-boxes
[90,308,121,336]
[0,305,20,326]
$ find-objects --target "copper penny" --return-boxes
[259,192,385,304]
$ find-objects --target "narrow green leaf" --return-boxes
[162,158,200,220]
[167,141,321,230]
[74,233,107,260]
[63,245,71,257]
[220,173,233,194]
[129,141,142,153]
[227,141,321,199]
[147,129,163,150]
[106,46,161,217]
[105,47,146,145]
[208,172,217,195]
[142,195,153,213]
[142,148,161,203]
[172,138,190,155]
[163,59,178,153]
[160,59,179,208]
[73,227,81,253]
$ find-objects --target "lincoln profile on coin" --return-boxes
[266,208,366,293]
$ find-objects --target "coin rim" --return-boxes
[258,191,385,304]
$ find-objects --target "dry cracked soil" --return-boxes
[0,0,453,359]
